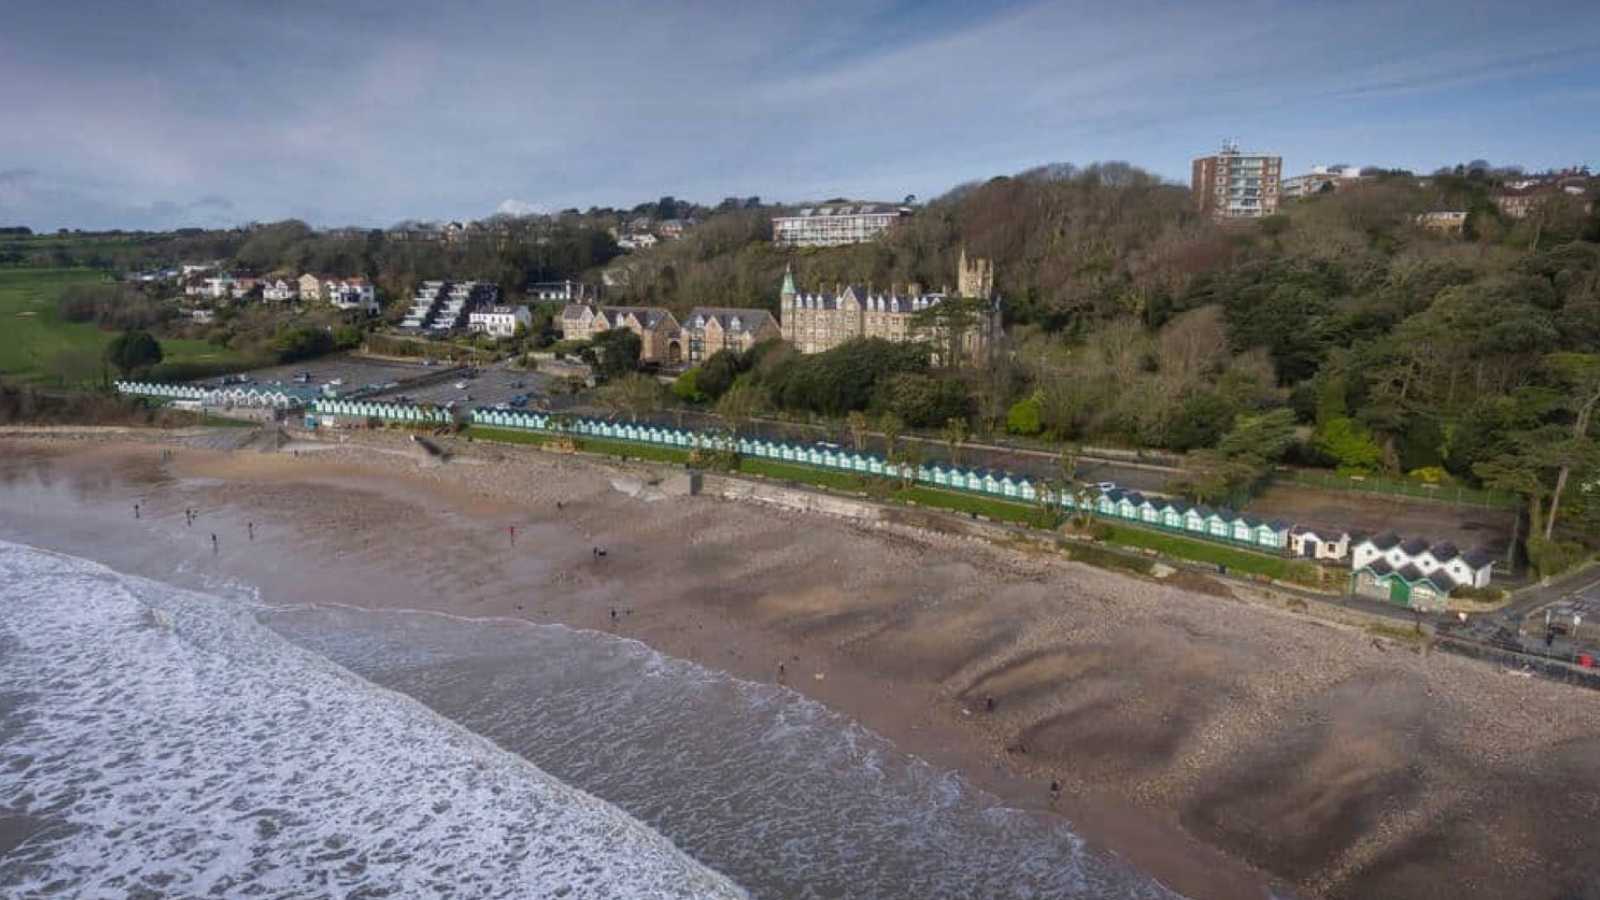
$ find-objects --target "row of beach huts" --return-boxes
[116,383,1497,607]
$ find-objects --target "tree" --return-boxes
[715,382,763,437]
[672,368,706,404]
[1312,416,1384,473]
[847,410,869,452]
[1542,353,1600,539]
[1006,393,1044,435]
[589,328,642,379]
[1059,445,1079,485]
[598,373,665,423]
[104,330,163,376]
[878,412,905,464]
[941,417,969,466]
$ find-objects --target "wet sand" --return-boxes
[3,432,1599,899]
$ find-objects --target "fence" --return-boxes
[1278,468,1519,509]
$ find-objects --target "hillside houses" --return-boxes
[326,277,378,314]
[262,278,298,301]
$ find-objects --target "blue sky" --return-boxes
[2,0,1597,230]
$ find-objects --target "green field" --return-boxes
[0,268,249,385]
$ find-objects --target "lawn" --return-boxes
[0,267,249,385]
[1098,521,1311,582]
[467,425,694,464]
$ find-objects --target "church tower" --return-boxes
[779,263,798,345]
[956,248,993,299]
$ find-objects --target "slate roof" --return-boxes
[1463,548,1497,569]
[561,303,593,321]
[687,307,776,332]
[1369,531,1403,551]
[1399,537,1432,556]
[1428,542,1461,563]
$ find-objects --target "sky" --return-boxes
[2,0,1597,231]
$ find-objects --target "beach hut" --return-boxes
[1117,492,1141,521]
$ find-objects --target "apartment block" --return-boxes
[1192,142,1282,220]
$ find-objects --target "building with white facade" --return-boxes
[468,305,532,338]
[326,277,379,314]
[772,202,909,247]
[529,280,597,303]
[1191,142,1282,220]
[262,278,299,301]
[1349,532,1496,609]
[202,275,237,299]
[1281,164,1369,200]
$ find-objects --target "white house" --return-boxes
[191,308,216,324]
[617,232,658,251]
[326,278,379,314]
[1350,532,1496,607]
[468,305,532,338]
[1289,526,1353,561]
[262,278,299,302]
[203,275,237,299]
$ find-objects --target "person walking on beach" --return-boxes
[210,533,218,553]
[133,503,141,520]
[247,522,254,541]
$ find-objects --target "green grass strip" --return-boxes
[1099,522,1294,579]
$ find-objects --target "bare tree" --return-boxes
[847,410,869,452]
[941,417,968,466]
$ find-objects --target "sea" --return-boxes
[0,538,1185,899]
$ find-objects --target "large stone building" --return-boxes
[771,202,909,248]
[778,251,1001,364]
[559,304,683,364]
[559,302,783,366]
[682,307,780,363]
[1192,141,1282,220]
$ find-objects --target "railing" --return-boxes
[1278,468,1519,509]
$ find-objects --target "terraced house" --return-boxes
[682,307,779,363]
[559,304,683,364]
[1349,533,1496,609]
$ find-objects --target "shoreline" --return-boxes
[5,430,1599,899]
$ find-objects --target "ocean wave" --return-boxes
[0,540,748,899]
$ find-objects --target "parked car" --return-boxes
[454,381,469,390]
[509,395,529,408]
[1096,481,1117,492]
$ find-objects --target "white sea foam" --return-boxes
[0,540,747,899]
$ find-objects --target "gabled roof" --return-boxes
[1428,542,1461,563]
[688,306,775,332]
[1365,559,1395,577]
[561,303,594,320]
[1368,531,1403,551]
[1463,548,1497,569]
[1399,537,1431,556]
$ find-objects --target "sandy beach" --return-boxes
[3,430,1599,900]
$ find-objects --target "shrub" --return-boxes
[1006,394,1044,435]
[672,367,707,403]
